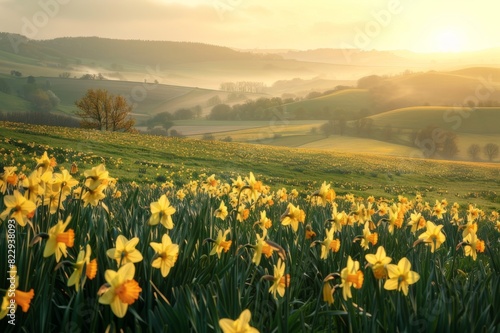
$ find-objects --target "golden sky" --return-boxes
[1,0,499,53]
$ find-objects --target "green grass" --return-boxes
[282,89,374,118]
[367,106,500,134]
[0,92,31,112]
[1,122,499,210]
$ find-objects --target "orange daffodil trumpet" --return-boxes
[67,244,98,291]
[311,225,340,260]
[353,222,378,250]
[365,246,392,280]
[0,266,35,318]
[98,263,142,318]
[262,258,290,299]
[321,256,364,304]
[340,256,364,300]
[457,230,485,261]
[206,229,232,258]
[0,166,19,194]
[311,181,336,206]
[40,215,75,262]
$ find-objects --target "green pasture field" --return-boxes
[367,106,500,134]
[281,89,374,117]
[1,122,499,210]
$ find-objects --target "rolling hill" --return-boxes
[0,74,268,121]
[281,89,374,119]
[0,32,387,90]
[1,121,499,209]
[366,106,500,134]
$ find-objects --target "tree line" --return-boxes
[219,81,266,93]
[208,97,295,120]
[1,75,60,112]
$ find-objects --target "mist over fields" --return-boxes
[0,32,499,163]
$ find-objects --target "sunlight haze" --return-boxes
[1,0,499,52]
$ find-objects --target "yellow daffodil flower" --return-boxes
[360,222,378,250]
[35,151,56,173]
[68,244,97,291]
[43,216,75,262]
[98,263,142,318]
[150,234,179,277]
[0,166,18,194]
[0,190,36,226]
[0,267,35,318]
[408,211,426,233]
[365,246,392,280]
[384,257,420,296]
[237,205,250,222]
[219,309,259,333]
[67,244,97,291]
[106,235,143,266]
[432,200,446,220]
[340,256,364,300]
[243,172,262,203]
[254,210,272,230]
[84,164,111,190]
[463,232,485,261]
[311,181,336,206]
[330,203,347,233]
[418,221,446,253]
[21,169,43,203]
[214,200,228,220]
[149,194,176,229]
[209,229,232,259]
[269,258,289,299]
[53,169,79,195]
[280,203,305,232]
[81,184,106,207]
[319,226,340,260]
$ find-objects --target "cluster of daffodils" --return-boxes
[1,151,498,328]
[0,152,179,319]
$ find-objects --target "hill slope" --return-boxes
[367,106,500,134]
[1,121,499,208]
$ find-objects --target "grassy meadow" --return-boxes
[1,122,500,332]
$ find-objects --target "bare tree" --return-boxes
[483,143,499,161]
[467,144,481,161]
[75,89,135,132]
[441,134,459,159]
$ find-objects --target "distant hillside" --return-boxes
[0,32,376,89]
[282,89,374,119]
[0,74,267,122]
[367,106,500,134]
[279,48,414,66]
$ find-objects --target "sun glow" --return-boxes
[433,28,468,53]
